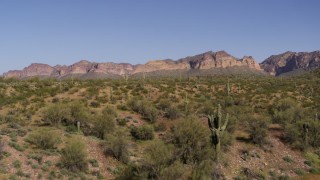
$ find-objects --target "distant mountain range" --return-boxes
[2,50,320,79]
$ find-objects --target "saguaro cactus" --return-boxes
[109,87,113,101]
[124,72,129,83]
[142,71,146,81]
[226,79,230,95]
[207,104,229,161]
[77,121,81,134]
[184,93,189,114]
[302,123,309,146]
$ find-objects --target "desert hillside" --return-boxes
[0,69,319,179]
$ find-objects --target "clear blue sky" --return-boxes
[0,0,319,74]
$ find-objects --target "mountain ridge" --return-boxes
[3,50,320,78]
[2,51,262,79]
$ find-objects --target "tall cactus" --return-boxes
[109,87,113,101]
[142,71,146,81]
[77,121,81,134]
[207,104,229,161]
[124,72,129,83]
[184,93,189,114]
[302,123,309,146]
[226,79,230,95]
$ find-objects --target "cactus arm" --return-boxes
[207,115,214,129]
[221,113,229,131]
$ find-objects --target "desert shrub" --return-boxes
[191,160,214,180]
[27,127,60,149]
[128,98,158,123]
[117,118,128,126]
[159,161,189,180]
[200,101,215,115]
[102,106,118,118]
[0,140,4,159]
[247,118,268,146]
[143,106,158,123]
[224,96,234,107]
[165,106,181,120]
[238,167,266,179]
[90,101,100,108]
[170,117,212,164]
[67,102,89,125]
[157,99,171,111]
[154,122,167,132]
[142,140,174,178]
[104,130,129,164]
[92,106,117,139]
[127,97,142,112]
[130,125,154,140]
[60,136,88,172]
[284,120,320,149]
[43,103,70,126]
[93,114,115,139]
[271,98,304,124]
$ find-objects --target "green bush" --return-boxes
[60,136,88,172]
[142,140,174,178]
[68,102,90,125]
[170,117,211,164]
[43,103,70,126]
[104,130,129,164]
[27,127,60,149]
[159,161,189,180]
[271,98,303,124]
[0,140,4,159]
[93,115,115,139]
[128,98,158,123]
[154,122,167,132]
[130,125,154,140]
[165,106,181,120]
[247,118,268,146]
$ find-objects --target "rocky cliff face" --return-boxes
[260,51,320,76]
[2,50,263,79]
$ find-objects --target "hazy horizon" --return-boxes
[1,0,319,74]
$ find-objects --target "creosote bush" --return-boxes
[130,125,154,140]
[93,106,117,139]
[247,118,268,146]
[104,130,129,164]
[128,98,158,123]
[60,136,88,172]
[43,103,70,126]
[27,127,60,149]
[170,116,212,164]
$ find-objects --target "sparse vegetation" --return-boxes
[0,71,319,179]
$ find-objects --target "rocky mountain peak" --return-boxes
[260,50,320,76]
